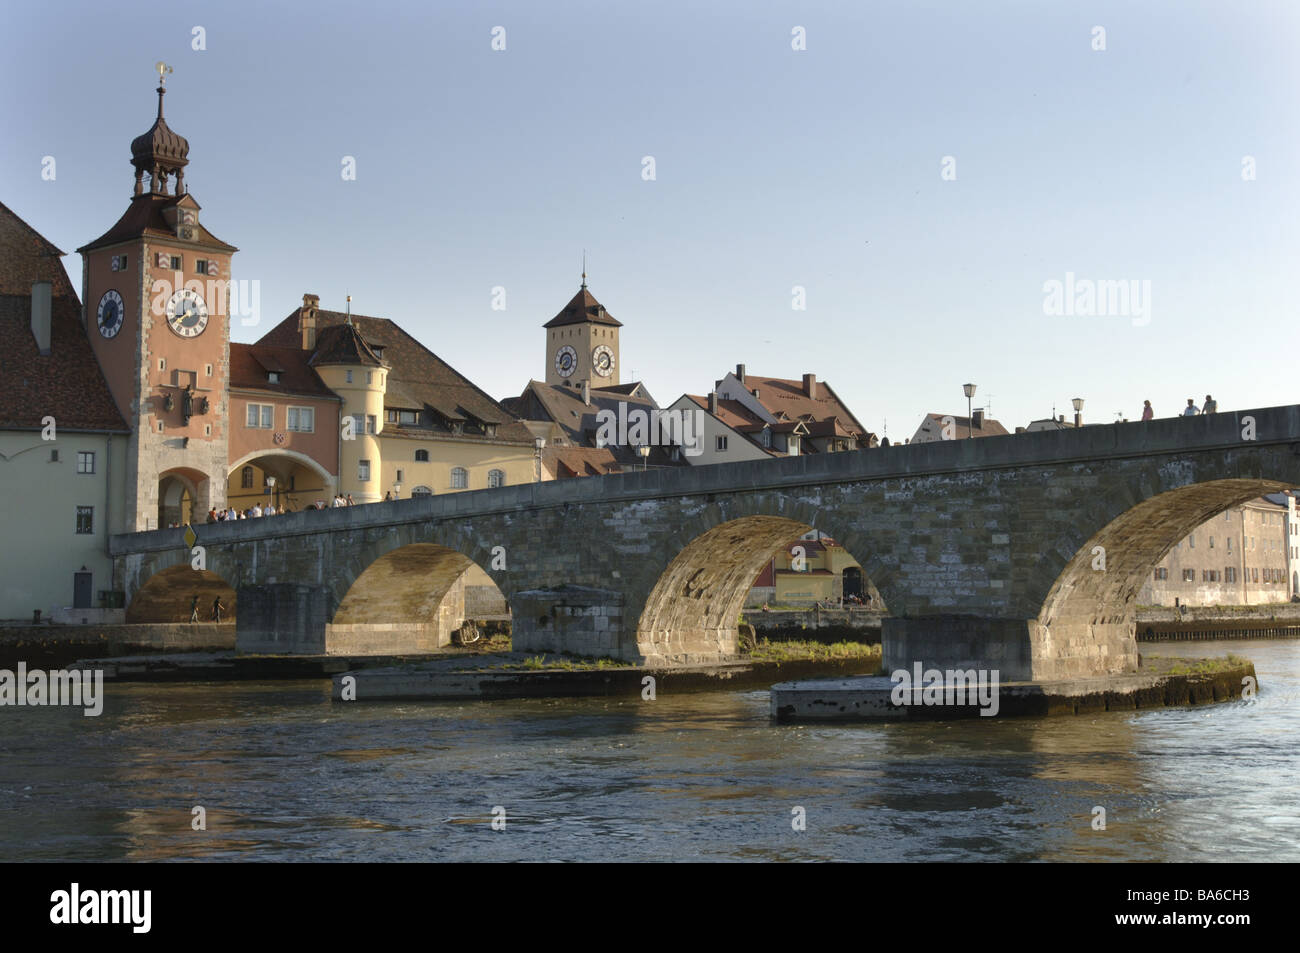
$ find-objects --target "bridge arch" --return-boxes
[1030,475,1297,679]
[126,563,237,623]
[632,507,887,663]
[326,526,511,650]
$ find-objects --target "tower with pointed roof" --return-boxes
[543,271,622,388]
[310,318,389,503]
[76,72,237,530]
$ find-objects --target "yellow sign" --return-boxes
[183,524,197,549]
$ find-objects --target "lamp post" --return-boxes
[534,437,545,484]
[1072,396,1084,428]
[638,444,650,470]
[963,383,976,439]
[393,482,401,500]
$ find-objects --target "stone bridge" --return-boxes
[110,405,1300,680]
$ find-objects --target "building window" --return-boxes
[76,451,95,474]
[196,259,208,275]
[346,370,353,383]
[366,415,377,434]
[399,410,419,425]
[1226,567,1237,583]
[287,407,315,432]
[1182,569,1195,582]
[1227,537,1233,553]
[411,486,433,498]
[358,459,371,482]
[386,410,398,423]
[1209,536,1215,549]
[415,449,429,462]
[241,466,254,489]
[1189,534,1195,549]
[1253,568,1259,583]
[488,469,505,488]
[1153,567,1168,581]
[762,429,772,447]
[451,467,467,489]
[205,364,213,377]
[110,254,128,271]
[396,469,404,484]
[247,403,273,428]
[716,435,728,452]
[75,506,94,534]
[366,371,373,384]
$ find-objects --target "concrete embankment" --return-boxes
[0,623,235,669]
[331,655,883,702]
[769,659,1257,722]
[1136,604,1300,641]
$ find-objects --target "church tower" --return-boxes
[543,270,622,388]
[76,69,237,530]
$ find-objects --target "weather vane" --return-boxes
[155,61,173,86]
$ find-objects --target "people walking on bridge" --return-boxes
[250,502,263,518]
[1183,399,1199,417]
[345,494,355,506]
[211,596,225,622]
[189,595,200,623]
[1141,400,1153,421]
[1203,394,1218,414]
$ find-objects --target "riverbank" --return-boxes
[770,655,1257,721]
[1136,603,1300,641]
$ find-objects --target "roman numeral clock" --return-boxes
[165,287,209,338]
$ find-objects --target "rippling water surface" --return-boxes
[2,639,1297,861]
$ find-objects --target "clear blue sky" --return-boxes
[5,0,1297,438]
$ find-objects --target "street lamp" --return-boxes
[534,436,545,484]
[638,444,650,470]
[1072,396,1084,428]
[962,383,976,439]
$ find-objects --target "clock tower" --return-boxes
[543,271,622,388]
[77,70,237,530]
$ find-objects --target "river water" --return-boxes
[2,639,1297,862]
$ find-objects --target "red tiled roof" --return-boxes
[76,193,237,254]
[918,413,1009,440]
[0,201,128,432]
[229,343,338,399]
[309,322,385,367]
[258,304,532,445]
[542,286,622,328]
[544,445,622,478]
[730,373,869,437]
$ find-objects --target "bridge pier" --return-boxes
[883,616,1138,683]
[511,586,628,661]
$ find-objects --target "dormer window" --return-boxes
[267,371,280,384]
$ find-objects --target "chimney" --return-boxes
[1073,410,1083,428]
[1058,414,1066,424]
[972,409,984,429]
[708,391,718,415]
[581,380,590,406]
[736,363,746,383]
[1015,426,1026,434]
[31,281,51,355]
[301,293,319,350]
[802,373,817,399]
[752,388,760,400]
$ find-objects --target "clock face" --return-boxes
[592,344,615,378]
[96,289,124,339]
[555,345,577,378]
[165,288,209,338]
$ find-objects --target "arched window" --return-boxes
[241,466,254,489]
[415,449,429,462]
[411,485,433,498]
[451,467,468,489]
[488,469,505,488]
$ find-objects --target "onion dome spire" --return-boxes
[130,63,190,197]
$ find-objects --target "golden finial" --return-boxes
[155,61,173,86]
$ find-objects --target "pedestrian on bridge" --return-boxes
[189,595,200,623]
[1183,399,1199,417]
[211,596,225,622]
[1203,394,1218,414]
[1141,400,1153,421]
